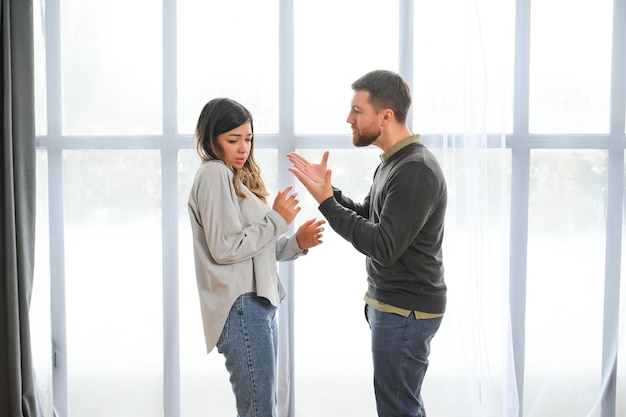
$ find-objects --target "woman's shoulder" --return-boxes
[196,160,232,177]
[192,160,234,190]
[198,159,227,171]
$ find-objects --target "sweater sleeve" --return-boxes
[319,160,443,267]
[332,186,370,219]
[275,234,307,262]
[189,162,288,264]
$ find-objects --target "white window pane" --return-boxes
[294,0,399,134]
[177,0,280,135]
[426,148,512,416]
[525,150,608,414]
[61,0,162,135]
[529,0,612,134]
[34,2,47,135]
[177,150,233,416]
[413,0,515,134]
[63,151,163,416]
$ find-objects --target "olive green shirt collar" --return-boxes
[380,134,422,163]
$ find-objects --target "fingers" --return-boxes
[300,217,316,227]
[322,169,333,188]
[286,151,329,171]
[307,218,325,241]
[275,186,299,205]
[276,185,294,198]
[286,153,307,173]
[320,151,329,167]
[301,217,325,230]
[306,217,325,226]
[287,191,299,202]
[288,159,310,178]
[295,217,326,249]
[312,218,326,229]
[272,186,301,225]
[288,167,313,188]
[286,152,308,166]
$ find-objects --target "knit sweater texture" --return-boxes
[188,160,305,353]
[319,137,447,313]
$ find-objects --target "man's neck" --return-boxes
[373,125,413,152]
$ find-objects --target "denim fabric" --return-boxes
[217,293,278,417]
[365,304,443,417]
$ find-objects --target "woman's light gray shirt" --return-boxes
[188,160,305,353]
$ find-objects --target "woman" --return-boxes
[188,97,324,417]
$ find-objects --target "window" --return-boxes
[32,0,626,416]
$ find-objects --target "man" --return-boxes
[287,69,447,417]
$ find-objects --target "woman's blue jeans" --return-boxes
[365,304,443,417]
[217,293,278,417]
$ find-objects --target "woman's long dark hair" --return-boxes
[194,98,268,202]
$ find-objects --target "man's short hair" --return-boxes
[351,70,412,123]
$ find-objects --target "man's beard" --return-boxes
[352,126,380,147]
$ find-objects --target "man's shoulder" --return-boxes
[387,145,445,184]
[387,143,428,166]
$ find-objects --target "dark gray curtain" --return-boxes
[1,0,42,416]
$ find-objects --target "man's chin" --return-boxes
[353,137,374,148]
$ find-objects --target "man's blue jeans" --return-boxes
[217,293,278,417]
[365,304,443,417]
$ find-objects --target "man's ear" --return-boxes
[380,109,394,125]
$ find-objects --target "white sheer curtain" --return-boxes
[293,1,623,416]
[417,0,517,415]
[293,1,515,416]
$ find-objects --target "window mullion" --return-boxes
[48,148,68,417]
[278,1,296,416]
[510,0,532,415]
[601,1,626,416]
[399,0,414,131]
[44,0,68,415]
[163,1,180,417]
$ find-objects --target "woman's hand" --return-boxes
[272,186,301,225]
[295,218,326,250]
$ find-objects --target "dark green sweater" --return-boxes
[319,138,447,314]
